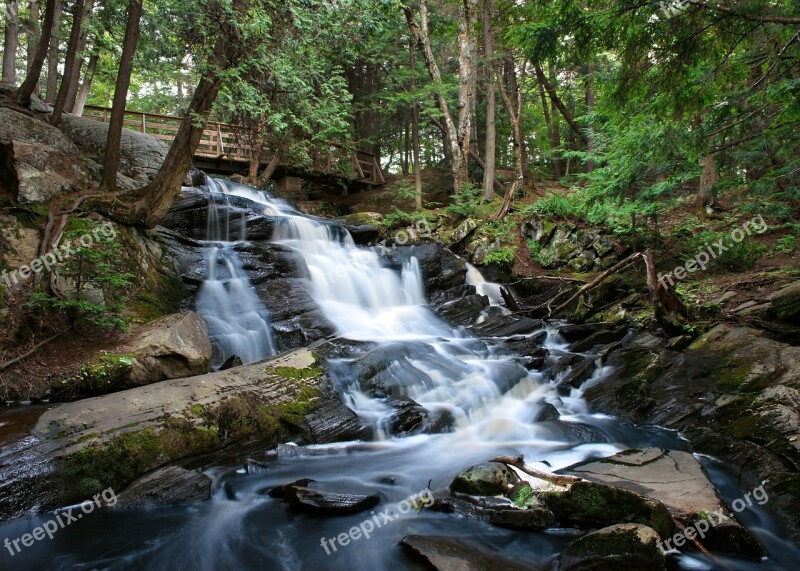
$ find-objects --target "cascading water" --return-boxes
[195,180,276,368]
[7,179,796,571]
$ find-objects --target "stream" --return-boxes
[1,180,798,570]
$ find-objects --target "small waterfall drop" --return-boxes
[195,181,276,368]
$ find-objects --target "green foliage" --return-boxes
[522,194,579,219]
[23,219,134,331]
[685,231,766,271]
[445,183,484,219]
[484,246,517,266]
[776,235,799,255]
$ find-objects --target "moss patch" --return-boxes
[266,365,324,380]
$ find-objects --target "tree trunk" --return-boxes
[699,154,718,214]
[410,38,423,210]
[44,0,60,103]
[99,0,143,192]
[17,0,55,108]
[2,1,19,84]
[584,63,596,173]
[64,0,92,111]
[404,0,476,195]
[26,1,39,74]
[50,0,88,125]
[481,0,496,201]
[537,68,561,178]
[494,55,527,220]
[549,63,562,177]
[257,153,280,186]
[72,51,97,116]
[117,0,247,228]
[534,63,588,145]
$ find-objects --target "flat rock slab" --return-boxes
[115,466,212,508]
[269,479,380,514]
[563,448,762,557]
[401,535,542,571]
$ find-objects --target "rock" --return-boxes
[768,281,800,322]
[115,466,212,508]
[469,237,502,266]
[384,396,428,435]
[520,217,556,244]
[582,325,800,542]
[344,223,380,245]
[269,479,380,514]
[537,481,673,538]
[0,348,370,520]
[2,139,93,203]
[559,524,666,571]
[401,535,541,571]
[487,506,556,530]
[384,242,467,297]
[450,462,520,496]
[556,358,597,393]
[341,212,383,226]
[468,315,544,337]
[125,312,213,385]
[450,218,478,246]
[434,292,489,327]
[59,112,169,186]
[564,448,761,557]
[532,401,561,422]
[569,326,628,353]
[219,355,243,370]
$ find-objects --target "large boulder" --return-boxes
[115,466,212,508]
[383,242,467,297]
[125,311,213,384]
[559,524,666,571]
[269,479,380,514]
[564,448,761,557]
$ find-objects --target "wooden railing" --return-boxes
[81,105,385,186]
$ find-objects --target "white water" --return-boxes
[195,181,277,368]
[212,180,602,448]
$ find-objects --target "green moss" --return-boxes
[78,354,135,394]
[188,404,206,417]
[132,273,184,321]
[267,365,323,380]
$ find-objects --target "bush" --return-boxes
[485,246,517,266]
[445,183,484,218]
[685,230,766,271]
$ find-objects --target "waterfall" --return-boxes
[195,183,277,369]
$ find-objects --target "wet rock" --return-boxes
[559,523,666,571]
[468,315,544,337]
[487,506,556,530]
[385,396,428,435]
[219,355,243,370]
[344,223,380,245]
[435,293,489,327]
[384,242,467,297]
[583,325,800,541]
[269,479,380,514]
[401,535,542,571]
[532,402,561,422]
[536,481,674,538]
[569,326,628,353]
[116,466,212,508]
[450,462,520,496]
[563,448,762,557]
[558,323,612,342]
[556,358,597,393]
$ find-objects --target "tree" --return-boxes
[51,0,91,125]
[481,0,496,201]
[17,0,57,107]
[44,0,61,103]
[2,0,19,83]
[99,0,143,191]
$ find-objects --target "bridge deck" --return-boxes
[82,105,385,187]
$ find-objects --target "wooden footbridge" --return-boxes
[82,105,385,189]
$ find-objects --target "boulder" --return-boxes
[269,479,380,514]
[2,139,93,203]
[401,535,541,571]
[564,448,761,557]
[125,312,212,385]
[768,281,800,322]
[559,524,666,571]
[450,218,478,246]
[115,466,212,508]
[450,462,520,496]
[344,223,381,245]
[383,242,467,297]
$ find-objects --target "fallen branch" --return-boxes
[490,455,582,487]
[548,252,643,317]
[672,519,729,569]
[0,330,66,372]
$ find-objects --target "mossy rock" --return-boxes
[537,481,674,539]
[560,523,666,571]
[450,462,520,496]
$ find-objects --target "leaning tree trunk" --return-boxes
[72,51,97,116]
[2,0,19,84]
[51,0,88,125]
[99,0,143,192]
[17,0,56,108]
[26,0,40,74]
[64,0,92,112]
[534,63,588,146]
[494,56,527,221]
[44,0,60,103]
